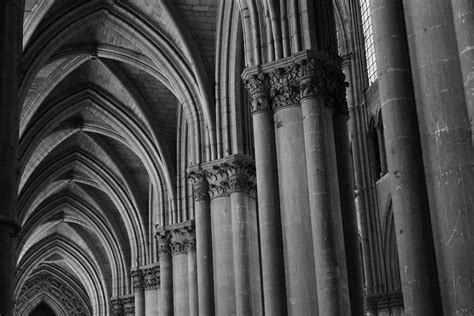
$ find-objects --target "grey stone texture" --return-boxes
[1,0,472,315]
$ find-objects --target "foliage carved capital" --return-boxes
[187,169,209,202]
[243,72,272,114]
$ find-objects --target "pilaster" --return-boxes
[201,155,261,315]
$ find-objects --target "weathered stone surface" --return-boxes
[2,1,471,316]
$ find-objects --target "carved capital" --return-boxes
[156,231,171,257]
[186,233,196,252]
[188,169,209,202]
[143,265,160,290]
[270,66,301,109]
[244,73,272,114]
[170,225,195,256]
[111,297,124,315]
[122,296,135,314]
[131,269,144,292]
[204,156,256,197]
[296,58,327,99]
[225,160,256,194]
[265,55,348,114]
[205,166,229,199]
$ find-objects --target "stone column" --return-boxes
[271,64,318,315]
[0,0,21,314]
[170,226,190,316]
[131,269,145,316]
[187,231,198,316]
[206,167,235,316]
[243,72,287,316]
[296,58,349,315]
[342,52,376,310]
[188,169,214,316]
[404,0,474,313]
[371,0,442,314]
[157,231,173,316]
[143,265,160,316]
[227,158,262,316]
[450,0,474,141]
[333,57,365,316]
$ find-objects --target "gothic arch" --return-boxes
[17,194,129,296]
[19,1,216,165]
[16,265,92,316]
[16,236,106,315]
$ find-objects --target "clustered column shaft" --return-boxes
[190,156,262,316]
[299,59,350,315]
[205,156,262,316]
[242,50,362,315]
[156,222,197,316]
[245,73,287,316]
[143,265,160,315]
[188,171,214,316]
[157,232,173,316]
[131,269,145,316]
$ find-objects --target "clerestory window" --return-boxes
[359,0,378,84]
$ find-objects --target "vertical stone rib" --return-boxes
[371,0,442,314]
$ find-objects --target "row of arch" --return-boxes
[13,0,401,314]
